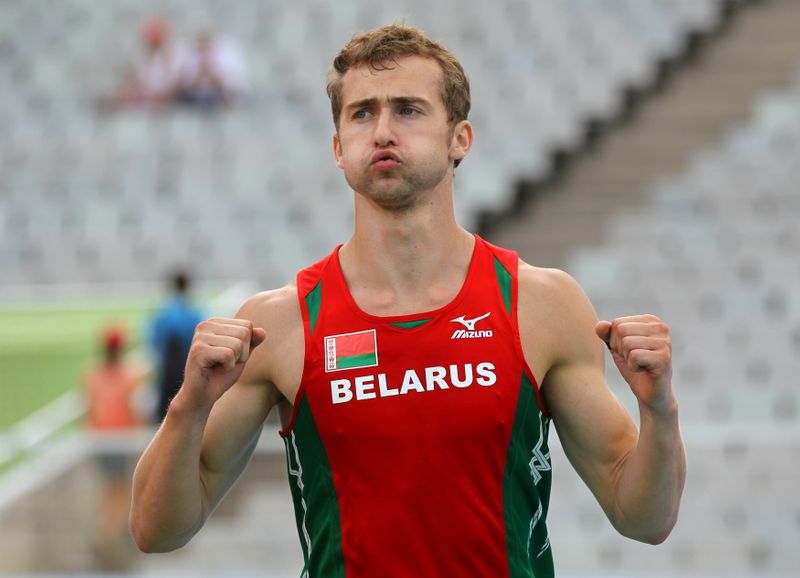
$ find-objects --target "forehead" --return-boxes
[340,55,444,106]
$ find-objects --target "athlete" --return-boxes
[130,24,686,577]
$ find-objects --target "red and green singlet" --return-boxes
[280,235,554,577]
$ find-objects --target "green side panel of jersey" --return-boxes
[503,374,554,578]
[305,281,322,334]
[494,257,513,316]
[284,396,346,578]
[389,318,432,329]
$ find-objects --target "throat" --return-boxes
[351,283,460,317]
[339,232,476,317]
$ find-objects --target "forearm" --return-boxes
[129,395,212,552]
[610,401,686,544]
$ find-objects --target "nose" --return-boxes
[373,109,396,147]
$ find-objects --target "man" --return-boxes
[130,24,686,577]
[176,29,248,109]
[149,270,205,423]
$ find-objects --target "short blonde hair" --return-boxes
[327,23,471,132]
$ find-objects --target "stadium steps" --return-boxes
[0,429,303,575]
[486,0,800,270]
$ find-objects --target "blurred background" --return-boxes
[0,0,798,576]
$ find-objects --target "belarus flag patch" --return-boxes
[325,329,378,372]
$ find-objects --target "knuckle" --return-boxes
[621,335,636,348]
[652,321,669,335]
[613,322,629,337]
[629,349,648,363]
[188,343,208,362]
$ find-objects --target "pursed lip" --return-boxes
[371,150,401,165]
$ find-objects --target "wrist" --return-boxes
[639,396,682,445]
[640,395,679,419]
[168,387,213,422]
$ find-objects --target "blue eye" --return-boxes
[400,107,417,116]
[354,110,370,120]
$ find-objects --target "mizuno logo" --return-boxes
[450,312,491,331]
[450,312,493,339]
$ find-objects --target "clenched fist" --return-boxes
[595,315,676,416]
[177,318,267,413]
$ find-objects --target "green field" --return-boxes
[0,298,158,430]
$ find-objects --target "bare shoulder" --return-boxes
[517,261,597,334]
[517,260,602,384]
[234,282,304,399]
[517,261,585,303]
[236,282,302,331]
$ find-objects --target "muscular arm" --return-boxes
[518,265,686,544]
[129,286,302,552]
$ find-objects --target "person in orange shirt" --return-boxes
[85,326,142,567]
[86,327,141,430]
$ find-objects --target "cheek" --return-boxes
[336,129,363,158]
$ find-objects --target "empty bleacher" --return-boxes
[550,37,800,577]
[0,0,727,288]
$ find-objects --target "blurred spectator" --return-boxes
[105,16,183,111]
[84,326,142,568]
[150,270,205,423]
[176,29,248,109]
[86,326,142,430]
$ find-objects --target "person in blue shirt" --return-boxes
[150,270,205,423]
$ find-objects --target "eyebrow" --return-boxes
[344,96,432,113]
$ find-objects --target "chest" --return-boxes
[301,309,526,449]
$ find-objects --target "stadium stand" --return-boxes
[0,0,726,288]
[556,65,800,574]
[1,1,799,577]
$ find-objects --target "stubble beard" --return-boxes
[347,158,451,213]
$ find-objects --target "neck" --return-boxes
[339,189,475,316]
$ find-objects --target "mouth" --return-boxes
[371,150,401,169]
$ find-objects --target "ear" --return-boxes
[449,120,473,165]
[333,132,344,169]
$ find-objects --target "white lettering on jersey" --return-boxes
[476,362,497,386]
[451,329,494,339]
[354,374,376,401]
[400,369,425,395]
[449,364,473,388]
[377,373,399,397]
[331,379,353,404]
[425,366,449,390]
[329,362,498,404]
[450,312,494,340]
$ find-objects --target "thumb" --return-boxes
[251,327,267,350]
[237,326,267,365]
[595,320,612,347]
